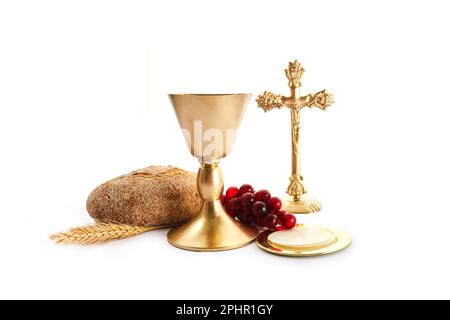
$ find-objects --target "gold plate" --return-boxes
[256,224,351,257]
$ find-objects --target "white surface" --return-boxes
[1,0,450,300]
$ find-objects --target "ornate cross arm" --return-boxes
[301,89,334,110]
[256,91,284,112]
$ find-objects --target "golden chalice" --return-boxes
[168,94,258,251]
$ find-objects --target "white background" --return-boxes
[1,0,449,299]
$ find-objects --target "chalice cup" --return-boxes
[168,93,258,251]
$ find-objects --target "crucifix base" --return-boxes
[283,194,322,214]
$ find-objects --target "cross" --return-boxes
[256,60,334,212]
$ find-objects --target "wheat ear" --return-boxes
[49,221,159,245]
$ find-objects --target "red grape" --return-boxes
[252,201,268,216]
[269,197,282,213]
[264,214,278,229]
[225,198,241,218]
[256,215,265,227]
[225,186,239,200]
[222,184,287,229]
[281,213,297,229]
[255,190,271,204]
[240,192,256,211]
[238,184,255,196]
[275,209,286,217]
[240,212,254,224]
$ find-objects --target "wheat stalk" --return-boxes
[50,221,162,245]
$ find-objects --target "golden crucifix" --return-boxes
[256,60,334,213]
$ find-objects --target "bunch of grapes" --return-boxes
[221,184,297,230]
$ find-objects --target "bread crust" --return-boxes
[87,166,201,227]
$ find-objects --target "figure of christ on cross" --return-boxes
[256,60,334,214]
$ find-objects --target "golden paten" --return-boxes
[256,224,351,257]
[168,94,258,251]
[256,60,334,214]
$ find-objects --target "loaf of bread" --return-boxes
[87,166,201,227]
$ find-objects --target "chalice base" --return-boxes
[167,200,258,252]
[283,194,322,214]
